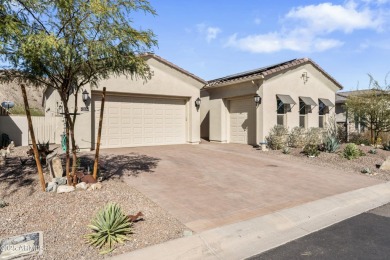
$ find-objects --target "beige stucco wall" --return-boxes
[204,81,260,143]
[200,90,210,139]
[260,64,338,142]
[43,56,204,150]
[203,62,339,145]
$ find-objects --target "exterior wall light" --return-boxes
[195,97,201,109]
[82,89,90,104]
[254,94,261,106]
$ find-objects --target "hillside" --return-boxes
[0,81,45,115]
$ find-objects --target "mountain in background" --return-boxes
[0,81,44,116]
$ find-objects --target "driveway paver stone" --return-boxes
[102,142,382,232]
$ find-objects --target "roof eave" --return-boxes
[143,53,207,85]
[204,74,265,89]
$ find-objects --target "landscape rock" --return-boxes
[0,154,5,166]
[51,157,63,178]
[6,141,15,155]
[75,182,88,190]
[53,177,67,185]
[45,182,57,192]
[380,156,390,171]
[57,185,75,194]
[87,182,102,191]
[46,152,57,167]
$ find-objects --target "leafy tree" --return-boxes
[345,74,390,144]
[0,0,157,183]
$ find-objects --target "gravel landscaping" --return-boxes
[0,146,187,259]
[262,144,390,181]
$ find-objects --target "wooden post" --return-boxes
[93,87,106,180]
[21,84,46,191]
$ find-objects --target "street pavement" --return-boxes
[248,203,390,260]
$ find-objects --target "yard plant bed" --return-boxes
[264,144,390,181]
[0,147,186,259]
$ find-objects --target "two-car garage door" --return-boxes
[93,95,186,148]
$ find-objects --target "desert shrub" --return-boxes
[383,141,390,151]
[379,132,390,145]
[343,143,364,160]
[349,132,371,146]
[368,149,377,154]
[9,104,44,116]
[288,127,306,148]
[303,144,320,157]
[282,147,290,154]
[325,115,338,138]
[266,125,289,150]
[305,127,324,146]
[323,136,340,153]
[336,123,347,143]
[85,203,132,254]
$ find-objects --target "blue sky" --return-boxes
[134,0,390,91]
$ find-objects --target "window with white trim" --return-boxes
[318,100,328,128]
[299,99,310,128]
[277,98,288,126]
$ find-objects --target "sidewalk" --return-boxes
[111,182,390,260]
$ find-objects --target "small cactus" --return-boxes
[361,168,371,174]
[0,199,9,208]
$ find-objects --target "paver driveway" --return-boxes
[101,142,382,232]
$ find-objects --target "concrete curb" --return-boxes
[111,182,390,260]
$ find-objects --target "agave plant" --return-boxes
[85,203,132,254]
[323,136,340,153]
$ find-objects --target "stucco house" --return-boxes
[43,54,206,150]
[200,58,343,145]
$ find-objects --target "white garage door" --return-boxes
[93,95,186,148]
[229,98,255,144]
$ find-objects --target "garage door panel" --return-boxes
[94,95,186,148]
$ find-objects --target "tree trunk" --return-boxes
[21,84,46,191]
[93,87,106,180]
[58,90,78,185]
[69,122,78,185]
[65,120,71,185]
[370,123,374,144]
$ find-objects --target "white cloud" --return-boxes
[206,27,221,42]
[197,23,222,42]
[226,1,386,53]
[286,2,382,33]
[226,32,343,53]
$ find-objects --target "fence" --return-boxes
[30,116,62,144]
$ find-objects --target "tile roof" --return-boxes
[143,53,207,84]
[205,58,343,90]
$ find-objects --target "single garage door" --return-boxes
[229,98,255,144]
[93,95,186,148]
